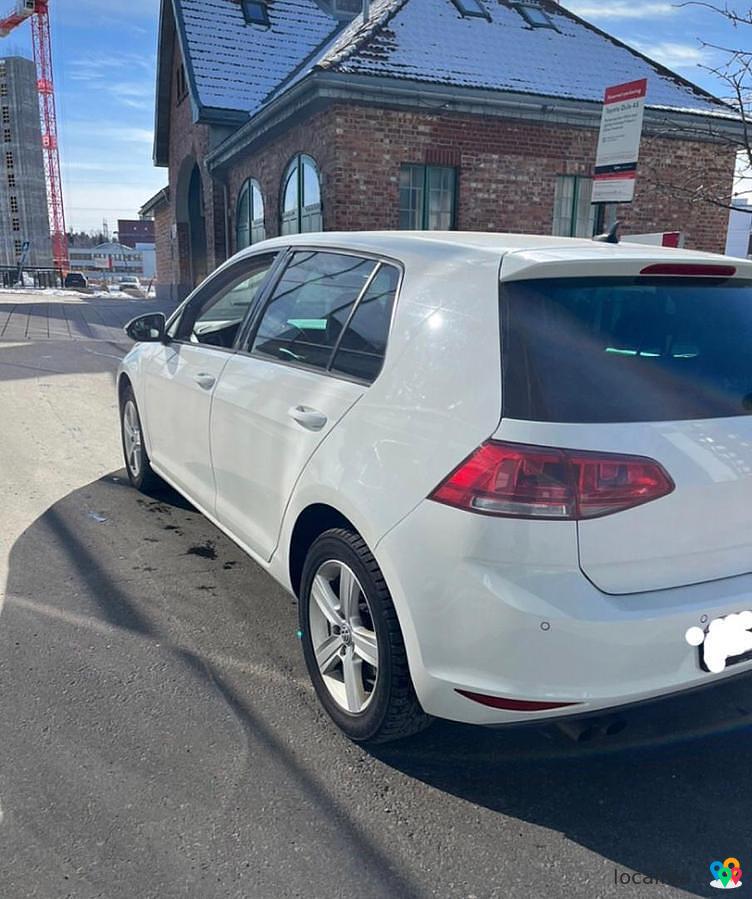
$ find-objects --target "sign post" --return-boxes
[592,78,647,205]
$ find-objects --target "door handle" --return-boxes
[288,405,327,431]
[194,372,216,390]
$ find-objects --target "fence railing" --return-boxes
[0,267,64,289]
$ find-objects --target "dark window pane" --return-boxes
[427,166,455,230]
[399,165,423,230]
[331,264,399,382]
[251,251,376,369]
[503,277,752,423]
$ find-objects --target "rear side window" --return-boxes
[502,277,752,423]
[249,250,399,382]
[330,265,399,382]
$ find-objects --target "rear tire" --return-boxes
[299,528,431,744]
[120,385,162,492]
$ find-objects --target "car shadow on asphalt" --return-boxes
[5,472,751,897]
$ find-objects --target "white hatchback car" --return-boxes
[119,232,752,743]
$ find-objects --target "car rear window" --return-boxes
[502,277,752,423]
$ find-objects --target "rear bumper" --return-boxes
[376,501,752,725]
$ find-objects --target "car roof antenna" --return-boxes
[593,220,621,244]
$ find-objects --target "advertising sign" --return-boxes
[592,78,647,203]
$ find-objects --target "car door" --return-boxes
[141,252,278,512]
[210,249,400,562]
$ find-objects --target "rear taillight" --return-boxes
[429,441,674,520]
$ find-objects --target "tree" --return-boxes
[641,2,751,214]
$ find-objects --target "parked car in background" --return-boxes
[118,276,141,290]
[117,231,752,744]
[64,271,88,289]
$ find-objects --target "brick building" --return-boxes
[117,218,155,249]
[150,0,743,300]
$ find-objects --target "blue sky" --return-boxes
[3,0,747,232]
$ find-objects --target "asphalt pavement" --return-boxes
[1,291,751,899]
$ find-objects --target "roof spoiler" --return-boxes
[593,221,621,244]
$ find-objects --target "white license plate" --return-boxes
[685,611,752,673]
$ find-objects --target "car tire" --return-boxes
[120,385,162,492]
[299,528,431,744]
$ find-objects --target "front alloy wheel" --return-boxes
[122,398,143,481]
[119,385,161,492]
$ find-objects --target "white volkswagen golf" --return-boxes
[119,231,752,743]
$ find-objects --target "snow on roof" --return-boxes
[173,0,731,120]
[311,0,730,117]
[178,0,340,113]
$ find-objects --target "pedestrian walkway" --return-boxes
[0,292,177,342]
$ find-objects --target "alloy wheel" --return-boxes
[308,559,379,714]
[122,399,142,479]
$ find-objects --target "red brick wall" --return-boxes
[327,105,734,252]
[162,99,736,292]
[164,41,226,298]
[225,107,341,254]
[153,202,172,300]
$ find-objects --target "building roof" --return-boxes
[177,0,340,113]
[156,0,738,164]
[308,0,731,117]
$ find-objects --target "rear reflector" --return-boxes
[640,263,736,277]
[429,441,674,520]
[455,689,581,711]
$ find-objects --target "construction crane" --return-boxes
[0,0,68,272]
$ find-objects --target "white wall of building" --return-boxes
[135,242,156,279]
[725,200,752,258]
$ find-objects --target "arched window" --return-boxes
[280,154,322,235]
[236,178,265,250]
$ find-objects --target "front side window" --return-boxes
[280,155,322,235]
[399,164,456,230]
[236,178,265,250]
[175,253,277,348]
[502,277,752,423]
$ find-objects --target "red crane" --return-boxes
[1,0,68,272]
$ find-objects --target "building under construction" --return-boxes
[0,55,51,267]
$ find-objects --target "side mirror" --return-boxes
[125,312,167,343]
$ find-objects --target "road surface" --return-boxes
[0,291,750,898]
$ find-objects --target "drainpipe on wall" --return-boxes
[363,0,369,22]
[223,179,230,261]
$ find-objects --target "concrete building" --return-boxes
[68,241,145,284]
[0,55,51,268]
[725,199,752,259]
[151,0,745,302]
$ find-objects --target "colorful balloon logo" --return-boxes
[710,858,742,889]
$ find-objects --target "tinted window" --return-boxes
[503,277,752,423]
[177,254,276,348]
[331,264,399,382]
[250,251,376,369]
